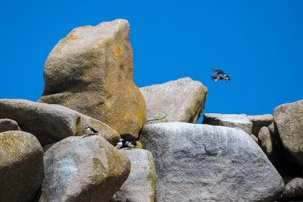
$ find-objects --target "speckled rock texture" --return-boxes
[0,99,120,146]
[140,122,284,202]
[278,177,303,201]
[274,99,303,166]
[38,19,146,140]
[248,114,273,136]
[39,135,130,202]
[0,118,20,132]
[140,77,208,123]
[0,131,44,202]
[203,113,252,134]
[115,149,156,202]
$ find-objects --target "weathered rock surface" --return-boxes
[258,126,278,165]
[115,149,156,202]
[203,113,252,134]
[258,126,273,156]
[140,77,208,123]
[248,114,273,136]
[0,99,120,145]
[38,19,146,140]
[145,112,168,125]
[274,100,303,166]
[0,118,20,132]
[0,131,44,202]
[278,177,303,201]
[40,135,130,202]
[140,122,284,202]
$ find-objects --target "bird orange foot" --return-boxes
[83,134,97,138]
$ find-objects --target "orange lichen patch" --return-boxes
[112,45,122,56]
[0,135,10,150]
[65,33,79,41]
[59,33,79,46]
[116,46,121,54]
[0,133,26,159]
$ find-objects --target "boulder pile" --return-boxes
[0,19,302,201]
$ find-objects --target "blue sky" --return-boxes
[0,1,302,121]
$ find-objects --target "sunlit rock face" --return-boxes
[140,122,284,202]
[40,135,130,202]
[140,77,208,124]
[39,19,146,140]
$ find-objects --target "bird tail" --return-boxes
[211,76,219,82]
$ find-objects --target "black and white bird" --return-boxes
[211,69,230,83]
[83,125,98,138]
[115,138,124,149]
[125,140,135,149]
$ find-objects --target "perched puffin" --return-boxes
[211,69,230,83]
[83,125,98,138]
[125,141,135,149]
[115,138,124,149]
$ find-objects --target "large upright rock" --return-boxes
[203,113,252,134]
[38,19,146,140]
[0,131,44,202]
[0,99,120,145]
[140,123,284,202]
[140,77,208,123]
[40,135,130,202]
[274,100,303,166]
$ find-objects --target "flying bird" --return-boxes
[211,69,230,83]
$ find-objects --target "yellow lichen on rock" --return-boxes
[0,131,44,202]
[88,158,107,183]
[39,19,146,140]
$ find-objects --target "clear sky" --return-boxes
[1,0,302,121]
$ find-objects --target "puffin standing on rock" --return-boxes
[211,69,231,83]
[83,125,99,138]
[125,141,135,149]
[115,138,124,149]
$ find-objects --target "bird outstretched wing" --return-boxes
[211,69,231,83]
[211,75,223,82]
